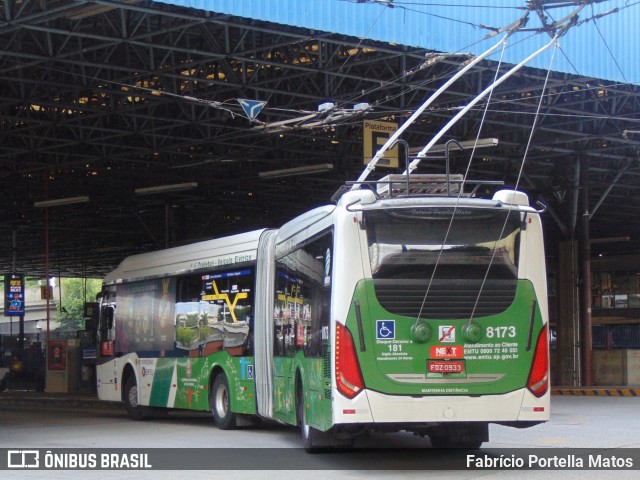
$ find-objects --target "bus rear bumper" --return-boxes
[333,388,549,425]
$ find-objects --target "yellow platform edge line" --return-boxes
[551,388,640,396]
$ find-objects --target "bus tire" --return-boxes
[124,376,145,421]
[297,386,325,452]
[211,374,236,430]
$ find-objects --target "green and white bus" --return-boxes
[96,175,549,449]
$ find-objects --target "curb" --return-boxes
[0,394,125,410]
[552,387,640,397]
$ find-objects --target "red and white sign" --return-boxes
[101,341,114,357]
[438,325,456,343]
[296,322,305,346]
[430,345,463,358]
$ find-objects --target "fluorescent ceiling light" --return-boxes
[409,138,498,155]
[259,163,333,179]
[135,182,198,195]
[67,0,141,20]
[34,196,90,208]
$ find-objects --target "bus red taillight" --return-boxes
[335,323,364,399]
[527,324,549,398]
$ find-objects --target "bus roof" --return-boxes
[104,229,268,285]
[276,205,335,245]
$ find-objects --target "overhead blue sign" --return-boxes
[238,98,267,122]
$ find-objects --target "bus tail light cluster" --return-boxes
[335,323,364,399]
[527,324,549,398]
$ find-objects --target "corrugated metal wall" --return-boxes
[158,0,638,85]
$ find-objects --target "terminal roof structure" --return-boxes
[1,0,639,278]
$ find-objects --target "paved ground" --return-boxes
[1,391,639,479]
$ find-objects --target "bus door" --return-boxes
[96,289,119,401]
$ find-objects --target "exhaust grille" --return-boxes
[323,349,332,399]
[373,278,517,319]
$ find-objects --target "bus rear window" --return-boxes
[364,207,521,281]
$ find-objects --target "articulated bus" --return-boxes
[96,175,549,449]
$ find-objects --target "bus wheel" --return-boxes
[211,374,236,430]
[124,376,145,421]
[297,388,324,452]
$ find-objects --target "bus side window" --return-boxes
[274,231,333,359]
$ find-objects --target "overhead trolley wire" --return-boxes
[261,0,631,132]
[3,0,637,148]
[590,3,629,84]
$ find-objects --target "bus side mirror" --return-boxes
[102,307,114,330]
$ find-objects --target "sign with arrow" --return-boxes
[238,98,267,122]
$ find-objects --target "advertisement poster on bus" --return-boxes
[115,279,176,355]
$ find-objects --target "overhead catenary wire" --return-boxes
[6,0,626,138]
[2,0,636,152]
[346,1,633,178]
[306,77,640,130]
[256,0,497,131]
[255,1,541,131]
[590,3,629,84]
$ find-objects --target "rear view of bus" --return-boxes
[327,175,549,448]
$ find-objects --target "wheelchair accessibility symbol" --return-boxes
[376,320,395,340]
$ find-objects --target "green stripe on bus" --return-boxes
[149,359,175,407]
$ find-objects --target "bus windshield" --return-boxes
[364,207,521,280]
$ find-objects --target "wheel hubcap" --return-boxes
[215,385,228,416]
[128,385,138,408]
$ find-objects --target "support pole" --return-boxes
[13,230,24,350]
[579,155,592,386]
[45,173,50,341]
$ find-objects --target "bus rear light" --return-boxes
[527,324,549,398]
[335,323,364,399]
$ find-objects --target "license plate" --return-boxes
[427,360,465,374]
